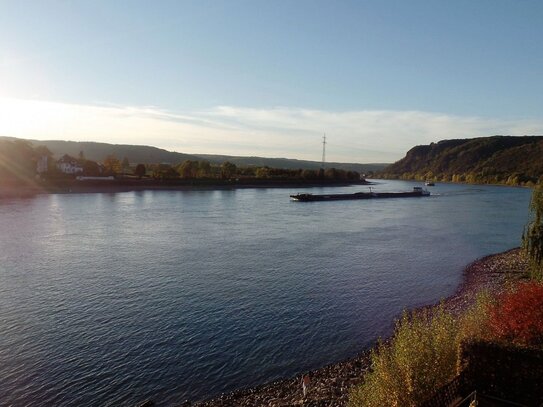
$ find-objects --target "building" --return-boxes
[57,154,83,174]
[36,155,48,174]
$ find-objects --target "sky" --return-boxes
[0,0,542,163]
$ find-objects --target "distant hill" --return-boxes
[5,137,388,173]
[22,139,201,165]
[195,154,387,173]
[381,135,543,186]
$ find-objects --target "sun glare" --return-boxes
[0,98,66,138]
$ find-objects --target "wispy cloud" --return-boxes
[0,97,541,163]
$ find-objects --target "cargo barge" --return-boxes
[290,186,430,201]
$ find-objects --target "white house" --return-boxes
[57,155,83,174]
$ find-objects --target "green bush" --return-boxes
[349,294,495,407]
[457,291,494,343]
[348,304,460,407]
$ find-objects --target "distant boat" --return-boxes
[425,181,435,186]
[290,186,430,202]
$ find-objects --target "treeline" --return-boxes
[55,153,362,182]
[380,136,543,186]
[0,139,50,185]
[0,139,363,185]
[146,160,362,182]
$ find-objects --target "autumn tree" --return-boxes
[103,155,121,175]
[488,281,543,347]
[523,184,543,279]
[177,160,199,179]
[255,167,269,179]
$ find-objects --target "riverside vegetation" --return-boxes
[0,138,365,190]
[523,184,543,279]
[348,183,543,407]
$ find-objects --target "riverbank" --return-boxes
[182,249,528,407]
[0,178,372,197]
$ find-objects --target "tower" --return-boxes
[321,134,326,169]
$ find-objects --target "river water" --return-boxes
[0,180,531,406]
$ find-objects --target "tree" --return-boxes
[152,163,178,180]
[103,155,121,175]
[121,157,130,174]
[35,145,53,158]
[134,163,146,179]
[0,139,37,183]
[220,161,237,179]
[523,184,543,279]
[198,161,212,178]
[177,160,199,179]
[347,170,360,180]
[488,281,543,347]
[324,167,346,180]
[317,168,325,179]
[301,169,318,180]
[255,167,269,179]
[82,159,101,176]
[349,305,460,407]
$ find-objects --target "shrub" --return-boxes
[523,184,543,279]
[348,293,498,407]
[348,304,460,407]
[488,282,543,348]
[457,291,494,343]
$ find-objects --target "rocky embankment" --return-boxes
[154,249,528,407]
[442,248,528,315]
[190,353,371,407]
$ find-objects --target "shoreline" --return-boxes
[184,248,528,407]
[0,179,372,198]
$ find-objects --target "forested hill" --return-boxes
[194,154,387,173]
[381,136,543,186]
[7,138,387,173]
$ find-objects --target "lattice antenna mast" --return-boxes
[321,134,326,169]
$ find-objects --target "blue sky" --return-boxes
[1,1,542,162]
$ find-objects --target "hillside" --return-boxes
[195,154,387,173]
[22,139,201,165]
[5,137,387,173]
[381,136,543,185]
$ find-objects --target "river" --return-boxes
[0,180,531,406]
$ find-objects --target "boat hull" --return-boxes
[290,190,430,201]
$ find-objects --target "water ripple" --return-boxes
[0,181,531,406]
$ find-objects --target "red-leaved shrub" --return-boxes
[489,282,543,347]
